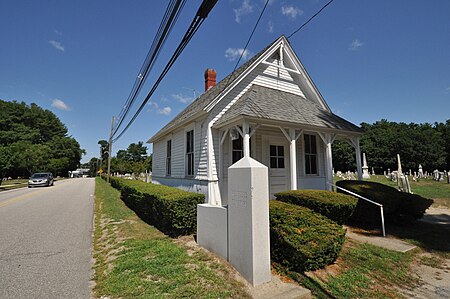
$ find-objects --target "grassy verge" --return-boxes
[0,179,28,191]
[276,240,417,299]
[93,177,250,299]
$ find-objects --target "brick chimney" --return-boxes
[204,68,216,91]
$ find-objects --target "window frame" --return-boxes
[185,129,194,177]
[304,134,318,175]
[230,127,253,164]
[166,139,172,176]
[269,145,285,169]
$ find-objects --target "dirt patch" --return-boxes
[402,256,450,298]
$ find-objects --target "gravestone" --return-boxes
[362,153,370,179]
[228,156,271,286]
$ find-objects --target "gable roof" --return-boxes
[147,36,284,143]
[148,35,360,143]
[213,84,362,133]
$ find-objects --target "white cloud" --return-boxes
[53,29,62,36]
[49,40,64,52]
[225,48,252,62]
[349,39,364,51]
[51,99,71,111]
[268,20,274,33]
[158,106,172,115]
[281,5,303,19]
[172,93,192,104]
[445,86,450,94]
[234,0,254,23]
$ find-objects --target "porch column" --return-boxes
[243,120,250,157]
[349,137,363,181]
[280,127,302,190]
[318,133,336,191]
[289,128,297,190]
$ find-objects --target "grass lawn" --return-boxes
[0,179,28,191]
[276,175,450,298]
[93,177,250,299]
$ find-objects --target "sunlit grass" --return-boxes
[93,177,250,299]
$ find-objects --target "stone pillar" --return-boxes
[228,156,271,286]
[289,128,297,190]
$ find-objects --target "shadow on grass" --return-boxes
[272,262,337,299]
[387,219,450,254]
[348,217,450,254]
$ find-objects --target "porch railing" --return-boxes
[327,182,386,237]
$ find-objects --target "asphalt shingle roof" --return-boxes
[213,84,362,133]
[147,37,282,143]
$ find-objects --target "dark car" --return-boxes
[28,172,54,188]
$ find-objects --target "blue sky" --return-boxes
[1,0,449,163]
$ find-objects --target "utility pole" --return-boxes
[107,116,114,183]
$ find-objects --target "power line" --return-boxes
[112,0,218,142]
[113,0,187,136]
[287,0,335,39]
[219,0,270,94]
[232,0,270,73]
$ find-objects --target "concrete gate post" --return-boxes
[228,156,271,286]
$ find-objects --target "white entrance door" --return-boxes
[263,137,289,198]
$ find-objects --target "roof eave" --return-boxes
[213,114,363,136]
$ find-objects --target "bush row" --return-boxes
[274,190,357,224]
[336,180,433,224]
[107,176,205,236]
[269,200,346,272]
[104,177,346,272]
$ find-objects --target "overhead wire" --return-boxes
[287,0,335,39]
[232,0,270,73]
[112,0,218,142]
[113,0,187,136]
[219,0,270,94]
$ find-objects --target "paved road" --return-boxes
[0,178,95,299]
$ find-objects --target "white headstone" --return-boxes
[362,153,370,179]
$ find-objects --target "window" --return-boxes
[232,136,243,164]
[304,134,317,174]
[270,145,285,168]
[186,130,194,176]
[166,140,171,176]
[231,128,252,164]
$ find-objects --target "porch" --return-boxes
[213,119,363,205]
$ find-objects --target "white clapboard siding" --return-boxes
[152,139,166,177]
[170,129,184,178]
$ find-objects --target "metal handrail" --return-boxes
[327,182,386,237]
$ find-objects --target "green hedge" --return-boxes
[336,180,433,224]
[275,190,357,224]
[107,176,205,236]
[269,200,346,272]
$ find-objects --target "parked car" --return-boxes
[28,172,54,188]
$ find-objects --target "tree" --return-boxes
[98,140,109,164]
[108,141,150,175]
[126,141,147,162]
[0,100,85,178]
[332,119,448,173]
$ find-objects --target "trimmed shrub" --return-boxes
[107,176,205,236]
[336,180,433,224]
[269,200,346,272]
[275,190,357,224]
